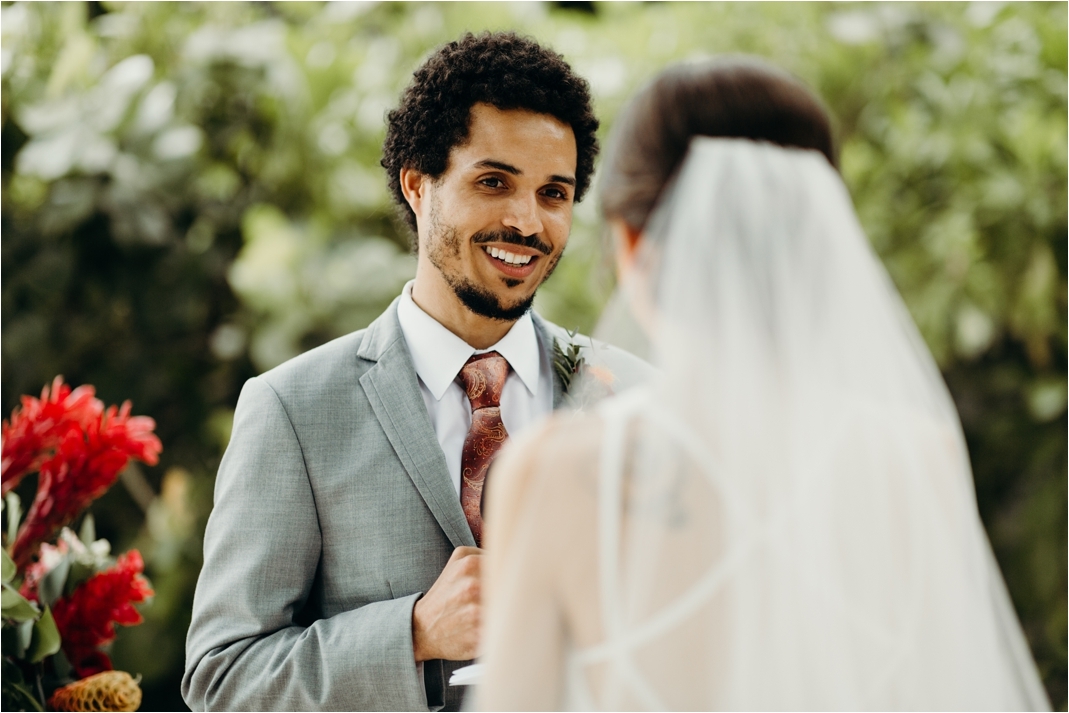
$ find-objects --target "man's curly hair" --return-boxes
[382,32,600,237]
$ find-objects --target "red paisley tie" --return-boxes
[456,352,510,547]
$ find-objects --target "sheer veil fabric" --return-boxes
[477,138,1049,711]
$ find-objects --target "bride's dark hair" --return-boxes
[600,57,837,232]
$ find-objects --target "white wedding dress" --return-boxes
[476,139,1050,710]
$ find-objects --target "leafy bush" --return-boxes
[2,2,1064,708]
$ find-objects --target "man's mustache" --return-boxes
[471,230,553,256]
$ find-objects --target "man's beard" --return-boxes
[450,277,535,322]
[426,221,561,322]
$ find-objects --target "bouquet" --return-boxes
[1,377,161,712]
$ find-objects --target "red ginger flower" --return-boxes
[51,550,154,678]
[10,397,162,568]
[2,376,102,495]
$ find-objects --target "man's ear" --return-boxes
[399,167,427,217]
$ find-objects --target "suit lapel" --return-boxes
[533,312,566,409]
[358,303,475,548]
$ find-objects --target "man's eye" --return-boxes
[543,188,567,200]
[480,177,504,189]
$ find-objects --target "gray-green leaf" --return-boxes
[1,548,15,584]
[1,585,40,622]
[38,556,70,608]
[16,619,34,658]
[4,493,21,549]
[27,606,61,663]
[79,513,96,546]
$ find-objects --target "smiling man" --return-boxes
[401,102,576,345]
[183,32,649,712]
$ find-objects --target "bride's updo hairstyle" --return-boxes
[600,57,837,233]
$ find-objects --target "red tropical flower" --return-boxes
[1,377,102,495]
[10,396,162,568]
[51,550,154,678]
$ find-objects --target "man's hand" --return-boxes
[412,546,482,662]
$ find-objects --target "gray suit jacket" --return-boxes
[182,299,651,711]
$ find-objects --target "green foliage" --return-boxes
[552,333,584,394]
[2,510,61,668]
[25,608,60,665]
[1,2,1064,709]
[1,587,39,623]
[2,546,16,584]
[2,532,61,711]
[1,660,43,713]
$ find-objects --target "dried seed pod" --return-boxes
[49,670,142,712]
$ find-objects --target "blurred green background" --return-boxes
[1,1,1065,709]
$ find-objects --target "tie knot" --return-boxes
[457,351,510,411]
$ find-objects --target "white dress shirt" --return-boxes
[396,281,554,496]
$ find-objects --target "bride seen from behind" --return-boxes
[476,58,1050,710]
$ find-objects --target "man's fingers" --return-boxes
[450,545,482,561]
[458,552,481,577]
[413,547,485,662]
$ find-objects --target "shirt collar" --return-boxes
[396,281,541,401]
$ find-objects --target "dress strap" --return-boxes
[572,388,755,710]
[570,389,667,709]
[593,386,649,653]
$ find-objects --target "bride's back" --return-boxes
[478,58,1048,711]
[481,402,732,710]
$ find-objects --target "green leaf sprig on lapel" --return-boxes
[553,333,621,411]
[552,332,585,396]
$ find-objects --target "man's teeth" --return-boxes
[484,246,533,265]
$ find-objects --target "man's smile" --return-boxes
[479,244,541,279]
[408,103,576,324]
[484,246,532,265]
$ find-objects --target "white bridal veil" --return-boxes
[581,138,1050,710]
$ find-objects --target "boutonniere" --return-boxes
[552,331,585,396]
[553,331,616,408]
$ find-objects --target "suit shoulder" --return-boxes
[255,328,371,397]
[582,338,652,376]
[537,316,655,391]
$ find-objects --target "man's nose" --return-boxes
[501,193,544,237]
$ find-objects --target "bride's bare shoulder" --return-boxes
[504,410,603,484]
[541,410,605,462]
[485,411,604,527]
